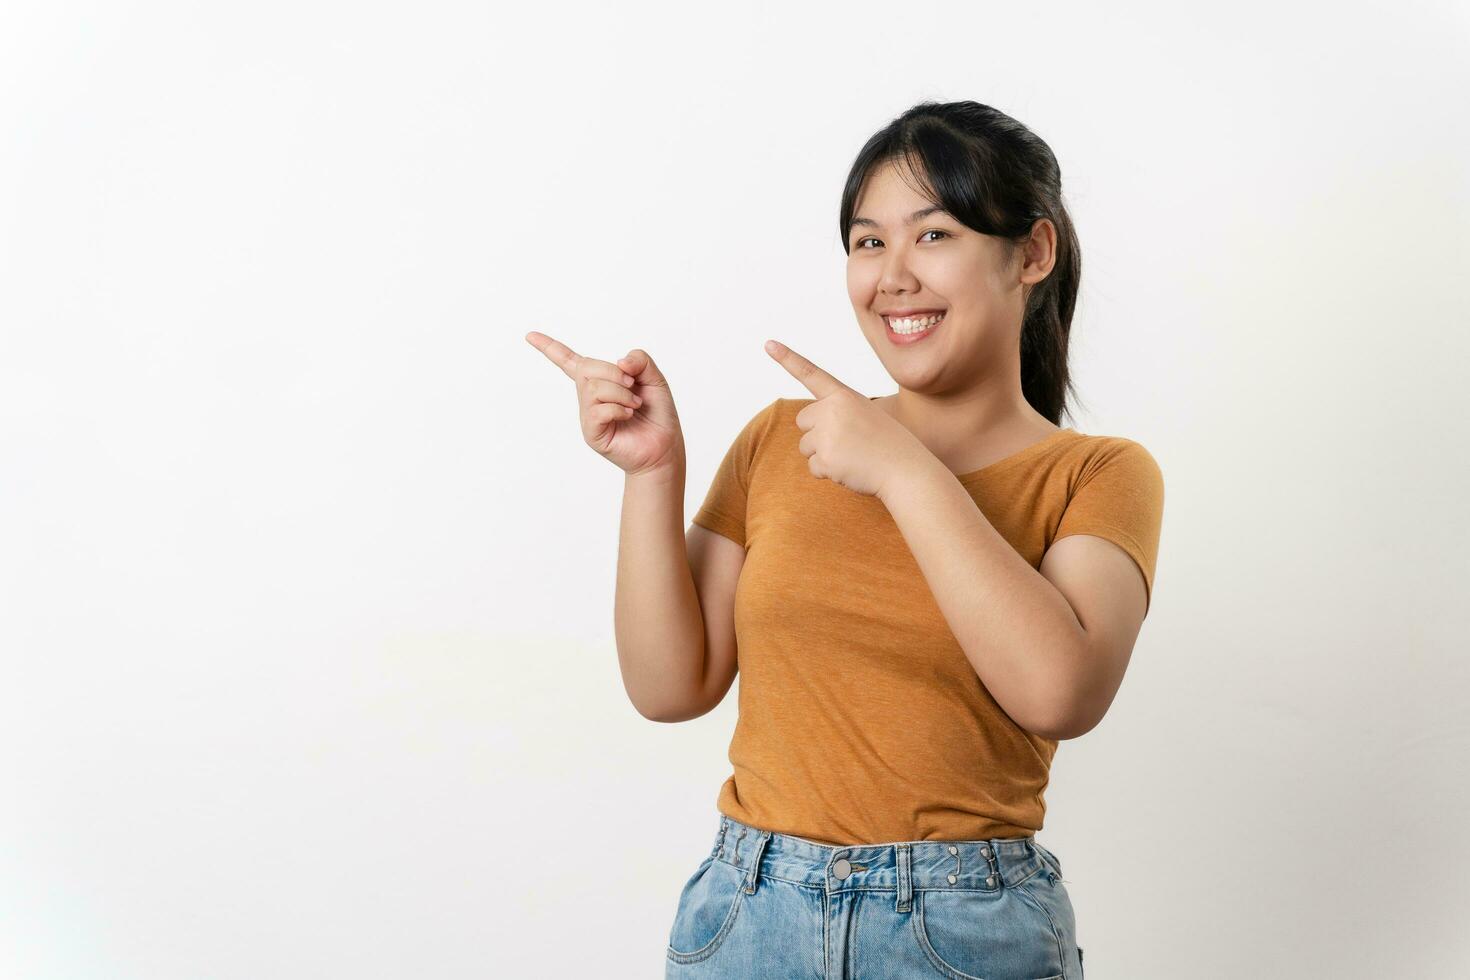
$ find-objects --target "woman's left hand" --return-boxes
[764,339,929,501]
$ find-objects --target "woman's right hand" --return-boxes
[525,331,685,477]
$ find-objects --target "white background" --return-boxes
[3,1,1467,977]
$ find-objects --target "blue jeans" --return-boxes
[666,813,1084,979]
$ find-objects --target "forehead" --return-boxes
[852,159,940,219]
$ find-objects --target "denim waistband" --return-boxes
[709,814,1056,910]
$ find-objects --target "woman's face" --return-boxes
[845,158,1031,394]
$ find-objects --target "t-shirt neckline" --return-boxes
[864,395,1075,482]
[954,427,1076,481]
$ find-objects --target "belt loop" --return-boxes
[895,842,913,913]
[742,830,772,895]
[714,818,729,860]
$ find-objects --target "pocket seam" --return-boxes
[664,860,746,964]
[1014,877,1069,977]
[911,888,1065,980]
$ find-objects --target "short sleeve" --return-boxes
[690,398,781,548]
[1053,438,1165,615]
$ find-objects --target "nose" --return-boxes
[876,248,921,295]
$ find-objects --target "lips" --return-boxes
[880,308,947,318]
[884,312,944,346]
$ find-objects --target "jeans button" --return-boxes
[832,858,851,880]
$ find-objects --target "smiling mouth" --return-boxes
[884,311,946,334]
[883,311,945,345]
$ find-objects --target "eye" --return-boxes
[853,230,949,250]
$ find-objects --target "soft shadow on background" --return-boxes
[2,1,1467,977]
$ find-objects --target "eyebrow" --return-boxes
[848,206,951,231]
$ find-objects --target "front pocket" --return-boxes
[665,857,746,964]
[912,887,1064,980]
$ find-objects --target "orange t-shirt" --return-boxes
[690,396,1165,845]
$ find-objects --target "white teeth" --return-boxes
[888,312,945,334]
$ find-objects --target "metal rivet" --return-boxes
[980,846,991,857]
[947,873,957,884]
[987,874,998,887]
[948,845,958,855]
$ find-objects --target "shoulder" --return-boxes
[1065,432,1161,473]
[1059,432,1164,503]
[757,397,807,433]
[732,396,786,431]
[735,397,790,462]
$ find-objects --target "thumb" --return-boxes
[617,348,668,386]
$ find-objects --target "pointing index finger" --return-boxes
[765,339,850,399]
[525,330,582,380]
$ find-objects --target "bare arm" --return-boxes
[880,455,1092,740]
[523,331,742,724]
[614,465,744,723]
[881,455,1148,740]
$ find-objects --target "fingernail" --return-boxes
[623,374,636,385]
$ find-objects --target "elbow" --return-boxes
[1030,714,1094,741]
[1022,691,1098,741]
[1025,637,1108,741]
[638,706,694,724]
[633,699,686,724]
[1021,714,1070,741]
[1030,694,1107,740]
[632,692,715,724]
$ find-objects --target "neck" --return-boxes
[876,379,1055,470]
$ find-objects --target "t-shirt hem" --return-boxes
[691,509,745,548]
[1053,521,1153,615]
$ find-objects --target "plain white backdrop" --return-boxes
[2,1,1467,977]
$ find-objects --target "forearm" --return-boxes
[613,461,708,719]
[879,455,1088,738]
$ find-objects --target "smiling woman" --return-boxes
[839,119,1076,424]
[632,100,1163,979]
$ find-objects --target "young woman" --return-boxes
[527,100,1163,979]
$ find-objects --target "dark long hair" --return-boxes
[839,101,1084,425]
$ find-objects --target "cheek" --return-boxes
[923,262,972,301]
